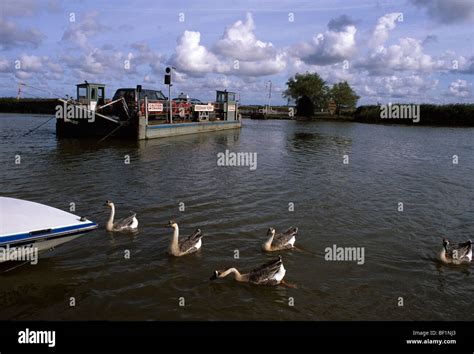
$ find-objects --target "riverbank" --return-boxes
[239,105,354,121]
[2,100,474,127]
[241,103,474,126]
[353,104,474,126]
[0,98,58,114]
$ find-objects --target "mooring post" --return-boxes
[145,96,149,125]
[138,98,147,141]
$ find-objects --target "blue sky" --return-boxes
[0,0,473,105]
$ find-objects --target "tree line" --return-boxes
[283,72,359,117]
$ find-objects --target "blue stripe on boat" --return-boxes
[0,222,97,245]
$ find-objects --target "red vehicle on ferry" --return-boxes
[112,88,196,121]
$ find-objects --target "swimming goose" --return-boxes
[167,220,204,257]
[210,256,286,286]
[262,226,298,252]
[439,238,472,265]
[104,200,138,232]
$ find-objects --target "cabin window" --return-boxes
[217,92,225,102]
[113,90,135,101]
[139,90,166,101]
[98,87,105,104]
[78,87,87,99]
[140,90,158,100]
[228,93,235,102]
[91,88,97,100]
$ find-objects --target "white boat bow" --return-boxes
[0,197,97,262]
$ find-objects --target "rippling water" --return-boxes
[1,113,473,320]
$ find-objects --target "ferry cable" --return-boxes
[97,98,133,143]
[97,120,130,143]
[16,82,64,99]
[22,116,56,137]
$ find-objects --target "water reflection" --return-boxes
[1,115,473,320]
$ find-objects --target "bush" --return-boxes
[353,104,474,126]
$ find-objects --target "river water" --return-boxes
[1,113,473,320]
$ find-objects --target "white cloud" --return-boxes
[360,37,444,74]
[171,30,229,77]
[46,61,63,74]
[18,54,43,71]
[361,74,439,101]
[215,13,277,61]
[171,14,286,77]
[130,41,164,74]
[143,75,155,84]
[289,57,356,86]
[237,53,287,76]
[363,85,377,97]
[0,0,39,17]
[0,18,44,50]
[448,79,471,97]
[61,48,131,81]
[9,54,63,81]
[0,57,10,72]
[370,12,402,50]
[357,13,445,76]
[454,55,474,74]
[174,75,276,104]
[61,12,107,49]
[295,17,357,65]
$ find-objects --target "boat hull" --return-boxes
[0,234,85,263]
[145,120,241,139]
[0,197,97,263]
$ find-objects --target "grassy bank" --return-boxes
[353,104,474,126]
[0,98,59,115]
[243,103,474,126]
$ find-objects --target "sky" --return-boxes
[0,0,473,105]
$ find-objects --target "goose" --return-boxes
[104,200,138,232]
[210,256,287,286]
[167,220,204,257]
[262,226,298,252]
[439,238,472,265]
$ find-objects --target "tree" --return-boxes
[329,81,359,116]
[283,72,329,115]
[296,95,314,118]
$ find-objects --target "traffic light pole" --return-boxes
[169,84,172,124]
[164,66,175,124]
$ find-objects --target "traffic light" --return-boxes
[164,67,171,85]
